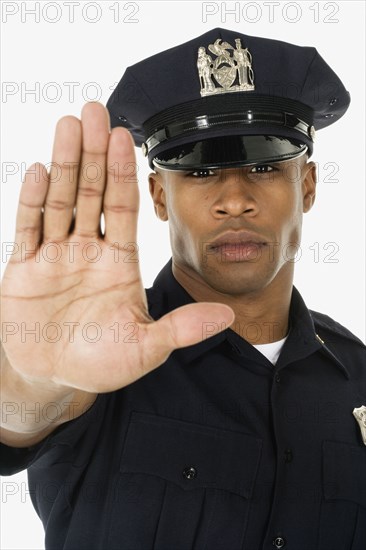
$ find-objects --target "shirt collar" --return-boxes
[146,259,349,378]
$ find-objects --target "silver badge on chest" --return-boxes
[197,38,255,97]
[353,405,366,445]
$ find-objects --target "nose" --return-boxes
[211,169,259,218]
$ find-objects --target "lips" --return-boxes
[208,231,267,250]
[206,230,267,262]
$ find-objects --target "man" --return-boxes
[1,28,365,550]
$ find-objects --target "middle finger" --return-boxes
[73,102,110,238]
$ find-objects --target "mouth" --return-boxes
[206,231,267,262]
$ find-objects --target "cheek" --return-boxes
[168,197,193,232]
[261,182,302,234]
[166,191,203,253]
[168,187,210,228]
[168,188,215,267]
[276,189,304,242]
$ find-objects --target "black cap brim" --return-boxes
[152,135,308,171]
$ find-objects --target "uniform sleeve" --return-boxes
[0,393,105,476]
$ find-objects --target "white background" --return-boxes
[1,1,365,548]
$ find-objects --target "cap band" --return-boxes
[142,93,314,157]
[145,110,312,156]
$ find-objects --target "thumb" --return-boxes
[149,302,235,357]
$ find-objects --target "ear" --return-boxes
[302,161,317,213]
[148,171,169,221]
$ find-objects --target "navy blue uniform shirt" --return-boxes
[1,259,366,550]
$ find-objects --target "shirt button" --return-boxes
[273,536,286,548]
[284,449,293,463]
[275,374,281,383]
[182,466,197,480]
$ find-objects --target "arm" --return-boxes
[0,102,233,449]
[0,341,97,448]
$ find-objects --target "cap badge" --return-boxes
[197,38,255,97]
[353,405,366,445]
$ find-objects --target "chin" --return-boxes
[198,262,275,296]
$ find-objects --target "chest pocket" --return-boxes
[108,411,262,550]
[318,440,366,550]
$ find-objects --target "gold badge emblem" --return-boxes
[197,38,255,97]
[353,405,366,445]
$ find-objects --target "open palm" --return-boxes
[1,103,234,393]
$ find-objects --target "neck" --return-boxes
[172,261,293,344]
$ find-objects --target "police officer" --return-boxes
[1,28,365,550]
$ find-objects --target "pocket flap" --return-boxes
[120,412,262,499]
[323,440,366,508]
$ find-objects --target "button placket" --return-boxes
[269,368,291,550]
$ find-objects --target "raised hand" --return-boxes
[1,102,234,394]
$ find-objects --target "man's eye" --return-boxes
[249,164,276,173]
[189,169,216,178]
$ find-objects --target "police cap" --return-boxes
[106,28,350,170]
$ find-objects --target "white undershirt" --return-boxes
[252,335,288,365]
